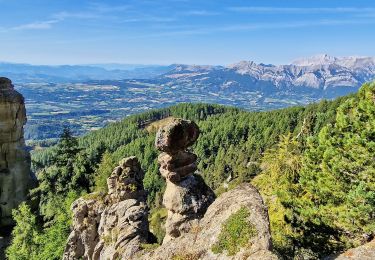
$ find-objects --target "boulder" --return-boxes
[139,184,278,260]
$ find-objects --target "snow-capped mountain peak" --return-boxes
[292,54,337,66]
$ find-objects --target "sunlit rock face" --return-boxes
[63,156,151,260]
[0,77,33,227]
[155,118,215,243]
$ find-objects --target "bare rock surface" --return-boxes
[63,156,150,260]
[327,240,375,260]
[155,118,215,243]
[139,184,278,260]
[0,77,34,227]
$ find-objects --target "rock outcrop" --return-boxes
[63,156,151,260]
[64,119,277,259]
[327,239,375,260]
[155,118,215,243]
[140,184,278,260]
[0,77,34,227]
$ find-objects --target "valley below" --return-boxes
[16,80,322,143]
[10,54,373,144]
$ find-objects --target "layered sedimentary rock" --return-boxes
[0,77,33,227]
[64,156,151,260]
[155,118,215,243]
[140,184,278,260]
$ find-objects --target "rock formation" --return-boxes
[327,239,375,260]
[140,184,278,260]
[155,118,215,243]
[64,119,278,259]
[0,77,34,226]
[0,77,34,258]
[63,156,151,260]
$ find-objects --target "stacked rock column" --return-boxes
[155,118,215,243]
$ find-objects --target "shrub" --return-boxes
[211,206,257,256]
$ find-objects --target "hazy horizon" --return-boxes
[1,53,374,67]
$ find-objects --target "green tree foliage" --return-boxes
[31,101,344,207]
[6,192,79,260]
[34,127,99,214]
[253,133,303,256]
[254,82,375,258]
[37,192,79,260]
[13,93,351,258]
[293,82,375,255]
[54,127,80,167]
[6,203,40,260]
[93,151,115,192]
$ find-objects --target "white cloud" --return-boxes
[52,11,101,20]
[0,3,133,33]
[11,20,59,31]
[136,18,375,38]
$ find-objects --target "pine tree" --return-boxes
[293,82,375,255]
[93,151,115,192]
[6,203,40,260]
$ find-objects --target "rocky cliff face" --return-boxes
[64,119,277,259]
[0,77,33,227]
[64,156,151,260]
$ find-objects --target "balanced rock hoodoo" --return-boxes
[155,118,215,243]
[64,156,150,260]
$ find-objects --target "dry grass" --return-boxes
[145,116,176,133]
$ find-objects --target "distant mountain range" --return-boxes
[157,54,375,97]
[8,54,375,141]
[0,62,172,82]
[2,54,374,96]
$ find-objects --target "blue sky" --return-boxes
[0,0,374,65]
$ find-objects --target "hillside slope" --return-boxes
[8,84,374,259]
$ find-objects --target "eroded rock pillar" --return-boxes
[155,118,215,243]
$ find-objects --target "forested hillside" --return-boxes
[6,82,375,259]
[254,82,375,257]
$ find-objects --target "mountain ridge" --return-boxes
[2,55,375,90]
[161,54,375,91]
